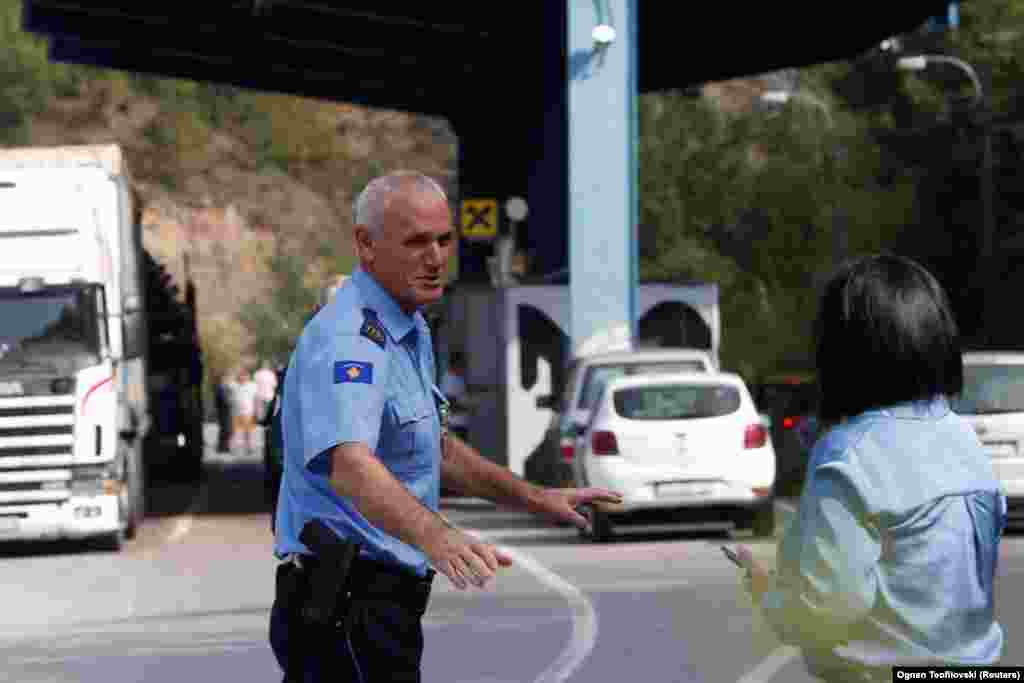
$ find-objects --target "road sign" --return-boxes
[461,198,498,240]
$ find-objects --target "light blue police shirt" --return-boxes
[760,396,1006,673]
[273,267,443,577]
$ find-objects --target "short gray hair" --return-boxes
[353,171,448,238]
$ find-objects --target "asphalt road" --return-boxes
[1,427,1023,683]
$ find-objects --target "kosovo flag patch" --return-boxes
[360,308,387,349]
[334,360,373,384]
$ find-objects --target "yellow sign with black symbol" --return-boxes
[461,198,498,240]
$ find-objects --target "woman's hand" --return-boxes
[735,544,774,602]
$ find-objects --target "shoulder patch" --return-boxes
[360,308,387,349]
[335,360,373,384]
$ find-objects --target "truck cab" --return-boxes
[0,147,147,549]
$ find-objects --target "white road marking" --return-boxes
[465,527,598,683]
[165,482,207,543]
[735,645,800,683]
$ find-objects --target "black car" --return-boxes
[753,373,818,497]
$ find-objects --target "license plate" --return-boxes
[657,482,714,498]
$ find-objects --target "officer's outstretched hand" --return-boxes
[534,488,624,532]
[424,526,513,590]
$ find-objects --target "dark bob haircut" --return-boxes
[815,253,963,423]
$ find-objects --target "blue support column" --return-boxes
[567,0,639,353]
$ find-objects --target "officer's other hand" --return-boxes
[425,527,513,590]
[535,488,623,532]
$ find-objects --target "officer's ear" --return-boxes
[354,224,375,264]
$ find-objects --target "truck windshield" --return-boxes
[0,287,101,370]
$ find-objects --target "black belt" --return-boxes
[294,554,435,616]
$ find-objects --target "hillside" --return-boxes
[2,17,456,378]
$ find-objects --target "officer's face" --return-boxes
[358,190,453,313]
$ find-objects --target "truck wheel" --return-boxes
[125,449,145,540]
[98,527,125,552]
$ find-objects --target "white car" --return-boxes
[572,372,776,541]
[952,352,1024,509]
[529,349,717,488]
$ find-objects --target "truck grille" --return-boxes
[0,397,76,504]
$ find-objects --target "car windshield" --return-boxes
[951,363,1024,415]
[579,361,708,411]
[613,383,740,420]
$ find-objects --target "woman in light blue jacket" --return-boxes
[736,254,1006,682]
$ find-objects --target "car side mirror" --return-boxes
[536,394,556,410]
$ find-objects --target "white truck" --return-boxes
[0,144,147,550]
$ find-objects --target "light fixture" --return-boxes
[761,90,792,105]
[504,197,529,222]
[897,55,929,71]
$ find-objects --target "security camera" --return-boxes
[592,24,616,46]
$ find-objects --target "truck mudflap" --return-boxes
[0,495,120,542]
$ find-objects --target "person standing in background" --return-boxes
[231,367,259,454]
[254,361,279,426]
[214,372,234,454]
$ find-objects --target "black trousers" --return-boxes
[269,561,431,683]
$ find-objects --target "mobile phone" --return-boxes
[720,545,744,568]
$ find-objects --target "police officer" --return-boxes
[269,171,621,682]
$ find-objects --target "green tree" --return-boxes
[237,243,321,363]
[0,0,55,142]
[638,88,916,379]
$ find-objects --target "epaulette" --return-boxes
[360,308,387,349]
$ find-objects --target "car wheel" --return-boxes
[579,504,613,543]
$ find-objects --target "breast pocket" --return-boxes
[392,395,436,467]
